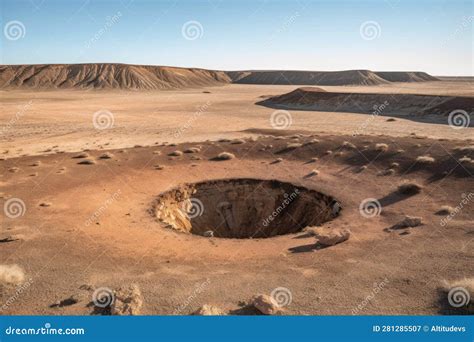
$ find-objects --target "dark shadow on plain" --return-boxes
[288,242,329,253]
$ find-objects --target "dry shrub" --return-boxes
[168,150,183,157]
[77,159,96,165]
[375,143,388,152]
[214,152,235,161]
[341,141,356,149]
[397,181,423,195]
[416,155,435,164]
[0,264,25,284]
[436,205,454,215]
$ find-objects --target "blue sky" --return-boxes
[1,0,473,75]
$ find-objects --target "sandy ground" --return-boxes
[0,82,473,315]
[1,81,472,159]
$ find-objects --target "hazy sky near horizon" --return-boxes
[1,0,473,75]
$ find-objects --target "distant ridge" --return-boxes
[0,63,440,90]
[374,71,439,82]
[227,69,392,86]
[0,64,231,90]
[258,87,474,120]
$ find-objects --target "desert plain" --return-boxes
[0,64,473,315]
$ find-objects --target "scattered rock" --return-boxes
[30,161,41,166]
[311,227,350,246]
[8,167,19,173]
[39,202,51,207]
[230,139,245,144]
[251,294,282,315]
[391,215,423,230]
[111,284,143,316]
[203,231,214,237]
[193,305,225,315]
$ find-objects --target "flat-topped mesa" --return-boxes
[0,63,231,90]
[0,64,441,90]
